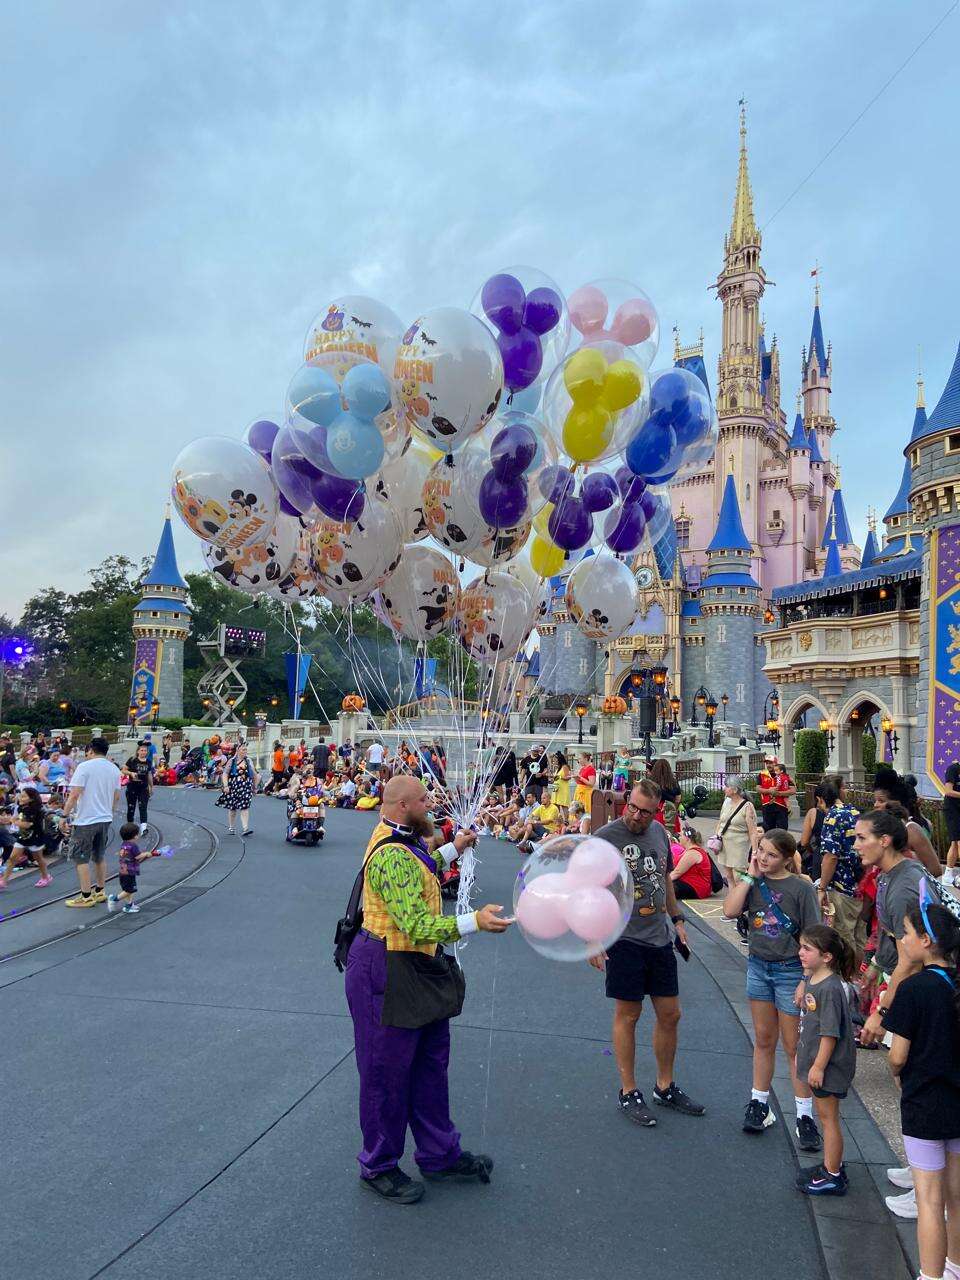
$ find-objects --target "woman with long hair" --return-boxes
[218,742,258,837]
[0,788,53,888]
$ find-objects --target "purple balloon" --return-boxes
[272,450,320,514]
[500,328,543,392]
[278,492,301,517]
[639,489,659,521]
[481,273,525,337]
[299,423,332,472]
[311,469,365,522]
[479,471,528,528]
[523,287,562,337]
[581,471,620,514]
[548,495,593,551]
[614,465,646,503]
[538,464,574,504]
[247,419,279,460]
[605,500,647,553]
[491,422,537,482]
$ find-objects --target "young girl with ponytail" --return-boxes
[884,896,960,1280]
[794,925,858,1197]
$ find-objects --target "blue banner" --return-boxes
[414,656,437,698]
[284,651,312,719]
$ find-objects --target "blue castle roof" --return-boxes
[788,412,809,450]
[884,458,913,522]
[821,488,853,547]
[860,527,879,568]
[142,515,189,591]
[908,401,929,445]
[675,352,711,400]
[807,303,828,375]
[912,341,960,445]
[823,536,842,579]
[773,549,922,603]
[807,426,824,463]
[707,473,752,553]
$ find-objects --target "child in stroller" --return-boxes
[286,778,325,845]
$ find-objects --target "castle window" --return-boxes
[911,448,920,467]
[947,435,960,455]
[151,611,159,618]
[746,484,751,502]
[675,517,690,549]
[738,588,747,595]
[772,508,780,521]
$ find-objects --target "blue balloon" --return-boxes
[326,415,385,480]
[287,364,340,427]
[625,419,677,479]
[342,362,391,421]
[648,368,712,447]
[581,471,620,514]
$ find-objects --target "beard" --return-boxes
[411,813,434,839]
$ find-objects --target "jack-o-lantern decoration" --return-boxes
[602,695,628,716]
[341,694,366,713]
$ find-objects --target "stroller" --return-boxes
[435,817,461,900]
[286,790,325,846]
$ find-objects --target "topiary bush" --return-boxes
[794,729,828,777]
[861,732,877,776]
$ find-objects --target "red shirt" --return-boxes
[576,764,596,786]
[672,844,713,899]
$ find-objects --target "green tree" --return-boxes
[794,729,828,777]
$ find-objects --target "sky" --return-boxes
[1,0,957,617]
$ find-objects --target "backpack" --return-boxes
[334,833,419,971]
[707,853,725,895]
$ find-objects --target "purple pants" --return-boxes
[344,931,462,1178]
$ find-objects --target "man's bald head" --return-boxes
[382,775,426,808]
[381,774,434,836]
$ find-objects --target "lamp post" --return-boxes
[669,695,680,736]
[574,698,589,745]
[150,697,160,728]
[691,685,709,728]
[881,715,899,762]
[721,692,729,722]
[818,717,836,754]
[705,696,718,747]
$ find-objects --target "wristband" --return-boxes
[739,872,756,884]
[671,914,685,925]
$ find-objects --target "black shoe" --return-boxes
[743,1098,777,1133]
[241,828,253,838]
[795,1114,822,1152]
[423,1151,493,1183]
[361,1168,424,1204]
[653,1082,705,1116]
[795,1161,846,1188]
[619,1089,657,1126]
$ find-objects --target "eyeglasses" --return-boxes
[625,801,657,817]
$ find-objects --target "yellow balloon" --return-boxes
[530,535,565,578]
[601,360,642,413]
[562,404,613,463]
[563,347,607,403]
[533,501,554,536]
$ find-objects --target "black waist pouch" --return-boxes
[381,949,466,1029]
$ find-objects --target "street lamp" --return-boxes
[128,702,138,726]
[818,717,836,753]
[691,685,709,726]
[669,694,681,735]
[721,692,729,722]
[881,714,899,759]
[150,697,160,728]
[270,695,279,708]
[574,698,589,745]
[59,700,69,714]
[705,696,718,746]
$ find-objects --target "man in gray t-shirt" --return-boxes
[591,781,705,1127]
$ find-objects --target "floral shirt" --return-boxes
[820,803,861,897]
[119,840,142,877]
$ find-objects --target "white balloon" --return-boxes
[374,436,438,542]
[467,520,531,569]
[202,514,300,594]
[394,307,504,454]
[421,457,487,554]
[309,493,404,599]
[565,551,639,641]
[264,523,321,600]
[303,294,404,379]
[458,570,536,664]
[171,437,279,551]
[377,546,461,642]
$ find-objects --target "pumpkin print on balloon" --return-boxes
[265,523,320,600]
[171,437,278,552]
[457,570,536,664]
[377,545,461,643]
[309,495,404,599]
[202,514,300,594]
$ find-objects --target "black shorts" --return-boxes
[605,940,678,1002]
[119,873,138,894]
[944,806,960,842]
[812,1086,848,1100]
[762,804,789,832]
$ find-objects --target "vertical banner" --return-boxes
[285,651,312,719]
[130,638,163,722]
[414,656,437,698]
[928,524,960,791]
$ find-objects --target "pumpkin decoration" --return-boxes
[341,694,366,713]
[602,695,628,716]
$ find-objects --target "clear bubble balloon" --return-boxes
[374,436,438,542]
[542,340,649,466]
[565,550,640,641]
[171,437,279,551]
[513,834,634,961]
[377,545,461,642]
[457,569,536,664]
[303,295,405,378]
[568,278,659,371]
[264,523,321,600]
[466,519,531,569]
[309,492,404,599]
[202,513,300,593]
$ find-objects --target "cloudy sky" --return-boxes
[1,0,957,616]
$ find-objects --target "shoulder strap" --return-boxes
[334,834,402,973]
[719,799,747,837]
[756,876,801,939]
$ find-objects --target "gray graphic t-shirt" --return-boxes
[595,817,672,949]
[796,972,857,1094]
[876,858,926,974]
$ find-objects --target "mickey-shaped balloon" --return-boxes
[560,347,643,463]
[481,272,563,393]
[312,362,392,481]
[568,281,658,354]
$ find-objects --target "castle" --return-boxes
[129,510,191,724]
[540,107,863,729]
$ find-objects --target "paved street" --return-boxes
[3,791,896,1280]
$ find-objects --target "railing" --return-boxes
[385,697,482,727]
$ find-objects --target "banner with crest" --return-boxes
[928,525,960,791]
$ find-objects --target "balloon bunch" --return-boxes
[479,271,564,392]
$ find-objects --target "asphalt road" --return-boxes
[4,791,827,1280]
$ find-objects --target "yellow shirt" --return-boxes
[531,803,561,833]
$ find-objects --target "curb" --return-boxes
[686,913,915,1280]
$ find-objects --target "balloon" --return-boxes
[375,437,436,542]
[479,472,528,528]
[457,570,536,663]
[647,367,713,447]
[271,426,323,518]
[303,295,404,378]
[202,513,299,593]
[394,308,503,454]
[490,421,537,482]
[171,437,278,551]
[472,266,570,393]
[513,834,634,961]
[509,383,542,415]
[311,469,365,523]
[326,417,385,480]
[264,523,321,600]
[568,278,659,370]
[538,464,574,504]
[532,502,554,536]
[245,418,279,461]
[543,340,648,466]
[625,418,677,480]
[377,545,461,642]
[614,465,646,503]
[566,837,623,888]
[547,495,593,551]
[467,519,531,569]
[514,873,570,939]
[604,500,647,554]
[310,493,404,598]
[530,534,565,578]
[564,885,623,942]
[421,457,487,554]
[565,550,640,641]
[581,471,619,514]
[286,362,341,428]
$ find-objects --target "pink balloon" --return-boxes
[563,885,623,942]
[565,837,622,888]
[610,297,655,346]
[568,285,608,338]
[670,841,684,859]
[515,873,571,940]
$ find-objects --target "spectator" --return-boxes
[650,758,682,831]
[0,787,53,888]
[141,734,157,767]
[520,746,549,801]
[942,758,960,886]
[516,794,562,853]
[265,741,286,794]
[758,755,795,831]
[312,737,331,776]
[123,742,154,832]
[714,777,760,889]
[161,732,173,768]
[817,780,864,961]
[106,821,153,914]
[491,748,518,801]
[598,752,615,790]
[573,753,596,815]
[336,772,357,808]
[61,737,122,908]
[218,741,258,837]
[798,783,830,880]
[551,752,571,823]
[873,778,941,877]
[365,738,385,772]
[15,747,37,787]
[38,747,69,795]
[670,826,713,900]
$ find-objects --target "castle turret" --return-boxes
[822,509,843,579]
[699,466,763,726]
[819,469,860,572]
[860,514,879,569]
[879,378,927,559]
[802,280,835,469]
[130,509,191,723]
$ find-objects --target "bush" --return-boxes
[0,724,23,738]
[862,732,877,775]
[795,729,828,777]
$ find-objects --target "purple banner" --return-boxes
[130,638,162,723]
[928,525,960,790]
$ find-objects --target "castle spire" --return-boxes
[917,347,925,409]
[728,100,759,251]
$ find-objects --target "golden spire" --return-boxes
[834,458,841,488]
[729,100,759,250]
[795,391,802,413]
[728,452,735,474]
[917,345,925,408]
[830,507,837,541]
[673,325,681,361]
[867,506,877,533]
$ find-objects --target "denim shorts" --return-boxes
[746,954,803,1015]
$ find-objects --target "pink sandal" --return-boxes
[35,875,54,888]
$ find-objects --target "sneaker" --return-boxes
[90,888,107,904]
[885,1187,917,1219]
[65,893,98,908]
[796,1162,848,1189]
[34,875,53,888]
[798,1166,847,1196]
[107,894,119,913]
[796,1114,822,1152]
[743,1098,777,1133]
[361,1168,424,1205]
[619,1089,657,1126]
[122,903,141,914]
[422,1151,493,1183]
[653,1082,705,1116]
[139,823,148,835]
[241,828,253,838]
[887,1165,913,1189]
